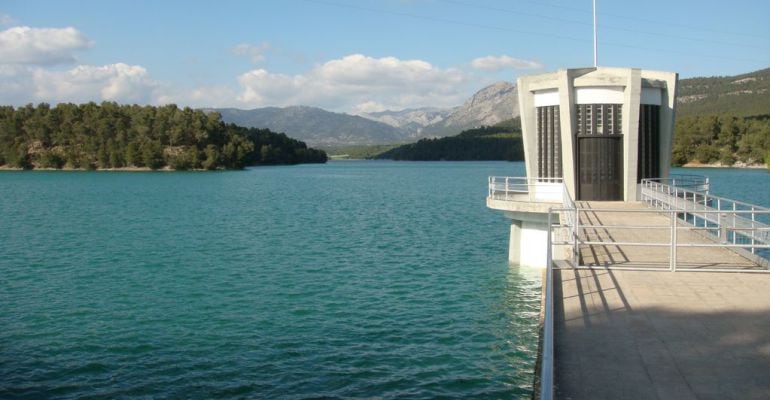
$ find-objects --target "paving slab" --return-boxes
[553,269,770,400]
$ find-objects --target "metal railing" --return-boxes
[492,175,769,400]
[641,178,770,260]
[550,207,770,272]
[644,174,710,193]
[540,211,556,400]
[488,176,564,202]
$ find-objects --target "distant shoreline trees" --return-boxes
[672,114,770,167]
[375,124,524,161]
[0,102,326,170]
[374,113,769,168]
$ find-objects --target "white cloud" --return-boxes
[351,101,388,114]
[0,63,158,105]
[232,42,271,63]
[235,54,470,111]
[470,55,543,71]
[0,26,92,65]
[0,47,521,113]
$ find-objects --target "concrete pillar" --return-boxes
[520,221,549,267]
[509,219,550,268]
[559,69,578,199]
[509,220,522,264]
[624,68,642,202]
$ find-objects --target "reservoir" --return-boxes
[2,161,768,399]
[1,161,540,399]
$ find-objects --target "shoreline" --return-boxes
[681,162,767,169]
[0,165,213,172]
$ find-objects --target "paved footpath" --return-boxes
[553,268,770,400]
[575,201,758,270]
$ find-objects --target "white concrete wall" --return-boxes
[534,89,559,107]
[575,86,625,104]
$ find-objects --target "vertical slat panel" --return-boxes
[637,104,661,182]
[537,107,543,178]
[545,106,549,178]
[554,107,562,178]
[652,105,660,178]
[536,105,563,179]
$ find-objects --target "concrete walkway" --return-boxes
[575,202,759,270]
[553,269,770,400]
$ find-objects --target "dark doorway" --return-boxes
[575,104,624,201]
[577,136,623,200]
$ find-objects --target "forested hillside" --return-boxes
[0,102,326,170]
[375,121,523,161]
[677,68,770,117]
[673,68,770,167]
[672,114,770,166]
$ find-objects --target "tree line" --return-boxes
[373,111,770,169]
[672,113,770,167]
[0,102,327,170]
[375,125,524,161]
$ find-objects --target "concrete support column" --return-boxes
[509,219,550,268]
[509,220,522,265]
[559,69,578,198]
[624,69,642,201]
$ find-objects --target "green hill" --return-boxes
[375,120,523,161]
[674,68,770,167]
[677,68,770,117]
[0,102,327,170]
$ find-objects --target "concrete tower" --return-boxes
[488,67,678,267]
[519,67,678,201]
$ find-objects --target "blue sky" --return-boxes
[1,0,768,113]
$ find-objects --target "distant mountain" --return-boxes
[208,106,405,146]
[359,107,455,138]
[677,68,770,117]
[207,68,770,149]
[420,81,519,136]
[207,82,519,146]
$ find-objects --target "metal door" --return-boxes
[577,136,623,201]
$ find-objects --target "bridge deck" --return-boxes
[575,201,759,270]
[553,269,770,400]
[554,202,770,399]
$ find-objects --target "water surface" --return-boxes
[0,161,541,399]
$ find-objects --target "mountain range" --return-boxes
[208,81,519,146]
[205,106,404,146]
[208,68,768,147]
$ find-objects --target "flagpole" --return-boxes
[593,0,598,67]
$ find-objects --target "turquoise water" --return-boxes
[672,167,770,208]
[0,161,542,399]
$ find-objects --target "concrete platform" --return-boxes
[553,268,770,400]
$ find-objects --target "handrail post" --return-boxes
[505,177,509,201]
[732,203,737,245]
[670,209,678,272]
[752,207,756,255]
[573,205,579,268]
